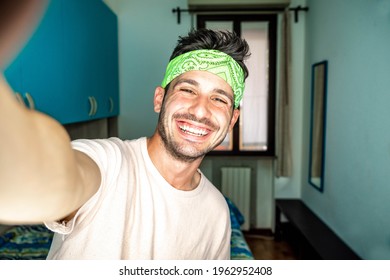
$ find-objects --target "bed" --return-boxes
[0,197,253,260]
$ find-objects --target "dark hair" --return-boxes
[169,28,250,80]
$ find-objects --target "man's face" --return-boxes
[154,70,240,162]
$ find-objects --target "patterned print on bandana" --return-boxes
[161,49,245,108]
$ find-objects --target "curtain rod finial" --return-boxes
[172,6,181,24]
[289,5,309,23]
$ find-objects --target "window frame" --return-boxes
[197,14,277,157]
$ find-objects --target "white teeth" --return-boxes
[180,125,208,136]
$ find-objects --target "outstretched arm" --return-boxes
[0,75,100,224]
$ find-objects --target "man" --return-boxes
[0,24,250,258]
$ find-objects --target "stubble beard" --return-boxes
[157,107,224,163]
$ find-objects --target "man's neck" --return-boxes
[146,134,203,191]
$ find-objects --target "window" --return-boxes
[197,14,276,156]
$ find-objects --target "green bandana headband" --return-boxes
[161,49,245,108]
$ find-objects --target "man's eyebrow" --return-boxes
[172,78,199,88]
[214,88,234,104]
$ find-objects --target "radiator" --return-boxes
[221,167,251,230]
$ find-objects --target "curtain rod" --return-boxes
[172,5,309,24]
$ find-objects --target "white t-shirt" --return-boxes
[45,137,231,259]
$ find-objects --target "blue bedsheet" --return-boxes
[0,225,53,260]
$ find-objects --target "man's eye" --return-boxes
[180,88,195,94]
[213,97,228,104]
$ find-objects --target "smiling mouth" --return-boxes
[179,124,209,137]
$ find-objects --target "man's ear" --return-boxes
[228,109,240,132]
[153,86,165,113]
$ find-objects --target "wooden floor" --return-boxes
[244,233,298,260]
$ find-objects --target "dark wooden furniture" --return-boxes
[275,199,360,260]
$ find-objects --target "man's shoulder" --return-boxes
[200,174,229,208]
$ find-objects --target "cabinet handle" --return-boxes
[92,97,98,116]
[88,96,95,116]
[109,97,114,113]
[25,92,35,110]
[88,96,98,116]
[15,93,26,107]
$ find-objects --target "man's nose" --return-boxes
[188,96,212,120]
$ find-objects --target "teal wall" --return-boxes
[302,0,390,259]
